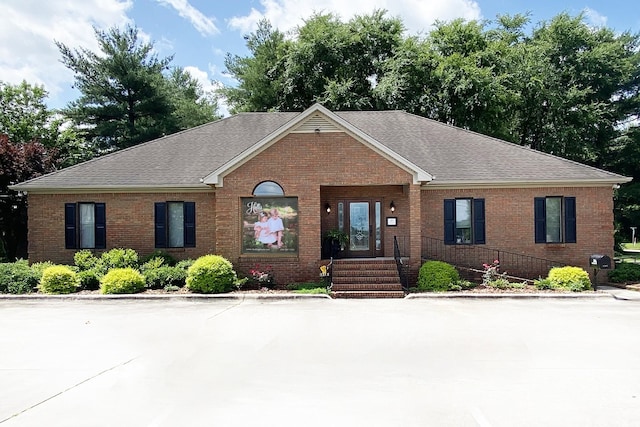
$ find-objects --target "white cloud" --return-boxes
[183,66,217,93]
[183,66,229,117]
[156,0,219,36]
[583,7,608,28]
[0,0,132,108]
[228,0,481,35]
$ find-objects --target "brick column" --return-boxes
[408,183,422,280]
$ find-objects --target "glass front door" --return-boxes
[344,200,382,257]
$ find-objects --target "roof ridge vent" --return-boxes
[291,113,342,133]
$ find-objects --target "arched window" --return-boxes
[253,181,284,196]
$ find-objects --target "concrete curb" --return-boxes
[0,293,332,301]
[405,292,612,299]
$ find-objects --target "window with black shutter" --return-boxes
[534,196,576,243]
[155,201,196,248]
[444,198,485,245]
[64,202,106,249]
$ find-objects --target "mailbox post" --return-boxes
[590,255,611,290]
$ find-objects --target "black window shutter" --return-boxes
[155,202,167,248]
[564,197,577,243]
[473,199,485,244]
[444,199,455,244]
[184,202,196,248]
[534,198,546,243]
[94,203,106,249]
[64,203,77,249]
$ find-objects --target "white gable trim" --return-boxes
[202,104,433,186]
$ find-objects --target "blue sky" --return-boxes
[2,0,638,115]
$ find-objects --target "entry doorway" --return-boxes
[343,200,383,258]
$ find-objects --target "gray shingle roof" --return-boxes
[12,106,629,191]
[336,110,627,185]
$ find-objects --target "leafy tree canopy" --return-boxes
[222,10,640,240]
[57,25,218,153]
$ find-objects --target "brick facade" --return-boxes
[217,132,415,283]
[28,192,216,264]
[422,186,615,274]
[26,131,617,284]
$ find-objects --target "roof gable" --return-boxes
[202,104,433,186]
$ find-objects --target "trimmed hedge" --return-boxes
[608,263,640,283]
[100,248,139,272]
[186,255,237,294]
[100,268,145,294]
[0,260,38,294]
[39,265,80,294]
[141,250,176,266]
[416,260,460,292]
[547,266,592,291]
[144,266,187,289]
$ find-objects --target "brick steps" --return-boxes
[333,290,406,299]
[330,259,405,299]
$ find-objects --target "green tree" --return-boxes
[281,10,404,111]
[0,81,54,145]
[0,80,85,167]
[222,11,404,112]
[0,135,57,260]
[510,13,639,162]
[166,67,220,128]
[57,25,176,152]
[222,19,289,113]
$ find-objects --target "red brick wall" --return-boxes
[421,186,615,274]
[217,132,414,283]
[26,131,618,285]
[27,192,215,264]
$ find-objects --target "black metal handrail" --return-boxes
[421,236,566,281]
[394,236,409,292]
[321,257,333,291]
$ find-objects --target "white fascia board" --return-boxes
[421,177,632,190]
[13,184,213,194]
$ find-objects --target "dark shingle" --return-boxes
[13,108,627,190]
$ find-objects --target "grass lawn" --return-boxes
[622,242,640,250]
[617,243,640,264]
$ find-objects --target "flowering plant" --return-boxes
[482,259,505,285]
[249,264,274,287]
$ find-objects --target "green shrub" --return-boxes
[140,257,166,272]
[176,259,195,271]
[31,261,55,280]
[100,268,145,294]
[608,263,640,283]
[78,270,102,290]
[74,250,101,271]
[534,278,554,290]
[0,260,39,294]
[39,265,80,294]
[547,266,592,291]
[416,260,460,292]
[487,277,511,289]
[144,266,187,289]
[100,248,139,272]
[186,255,237,294]
[141,250,176,266]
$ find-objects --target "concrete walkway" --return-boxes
[1,297,640,426]
[598,285,640,301]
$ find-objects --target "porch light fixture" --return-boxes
[325,203,331,214]
[390,201,396,213]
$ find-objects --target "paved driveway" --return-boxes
[1,298,639,426]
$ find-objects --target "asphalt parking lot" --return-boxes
[1,297,639,426]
